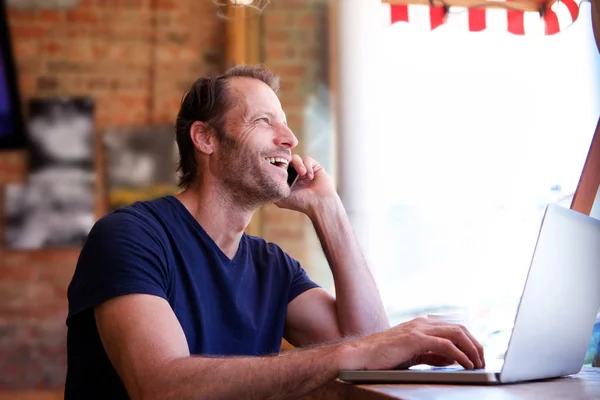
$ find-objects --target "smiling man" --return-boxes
[65,65,485,400]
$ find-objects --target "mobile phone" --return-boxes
[287,164,299,188]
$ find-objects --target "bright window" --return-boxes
[362,4,599,359]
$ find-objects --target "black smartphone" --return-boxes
[287,164,299,188]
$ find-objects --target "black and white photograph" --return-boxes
[103,124,179,211]
[27,96,95,175]
[3,170,95,249]
[2,96,97,250]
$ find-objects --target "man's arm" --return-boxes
[95,294,345,400]
[284,196,389,347]
[280,156,389,347]
[307,194,390,336]
[96,293,485,400]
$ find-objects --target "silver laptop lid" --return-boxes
[500,204,600,383]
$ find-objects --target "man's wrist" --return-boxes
[306,194,344,222]
[335,338,364,371]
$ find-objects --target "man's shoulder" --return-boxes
[244,234,278,252]
[244,234,299,266]
[90,196,175,241]
[112,196,175,219]
[67,198,175,324]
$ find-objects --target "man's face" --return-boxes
[213,77,298,207]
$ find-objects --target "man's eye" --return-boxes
[257,117,270,124]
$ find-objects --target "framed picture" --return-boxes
[3,96,96,250]
[103,124,179,211]
[3,176,95,249]
[27,97,95,175]
[0,0,26,150]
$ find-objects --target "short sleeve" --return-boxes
[288,259,320,303]
[67,210,171,321]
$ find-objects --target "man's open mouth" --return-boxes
[266,157,289,169]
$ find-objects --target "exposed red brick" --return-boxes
[155,0,179,11]
[263,12,291,29]
[281,96,308,109]
[268,0,311,10]
[155,45,198,63]
[1,250,80,267]
[0,266,38,282]
[9,26,49,40]
[110,76,149,92]
[11,40,39,59]
[41,42,63,57]
[6,8,35,24]
[264,45,290,61]
[300,47,321,60]
[273,65,307,78]
[121,0,149,8]
[0,342,67,389]
[0,0,327,391]
[95,0,135,9]
[65,10,99,25]
[38,11,65,24]
[0,152,27,183]
[262,227,304,241]
[36,76,59,91]
[264,30,290,44]
[278,78,300,95]
[296,14,318,29]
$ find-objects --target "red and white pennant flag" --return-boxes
[381,0,582,35]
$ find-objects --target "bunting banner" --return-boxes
[381,0,582,35]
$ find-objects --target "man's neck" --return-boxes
[175,183,255,260]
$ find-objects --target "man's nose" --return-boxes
[273,124,299,149]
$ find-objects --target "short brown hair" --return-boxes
[175,64,280,189]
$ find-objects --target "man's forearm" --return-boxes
[142,341,356,400]
[308,195,389,336]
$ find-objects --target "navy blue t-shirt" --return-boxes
[65,196,319,399]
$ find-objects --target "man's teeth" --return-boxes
[267,157,289,167]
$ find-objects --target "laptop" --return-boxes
[339,204,600,384]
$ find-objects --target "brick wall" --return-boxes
[260,0,329,262]
[0,0,328,392]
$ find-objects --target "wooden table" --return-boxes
[303,367,600,400]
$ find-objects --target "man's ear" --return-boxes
[190,121,215,155]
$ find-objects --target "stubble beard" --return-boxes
[218,135,289,209]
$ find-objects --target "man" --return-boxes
[65,64,485,400]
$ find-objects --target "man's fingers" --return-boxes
[289,155,324,182]
[421,322,483,369]
[415,353,455,367]
[460,326,486,368]
[302,157,316,179]
[427,336,474,370]
[440,326,482,369]
[290,154,306,176]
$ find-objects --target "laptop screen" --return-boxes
[0,42,14,138]
[0,0,25,149]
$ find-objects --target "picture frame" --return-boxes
[0,0,27,150]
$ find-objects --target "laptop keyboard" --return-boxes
[429,366,497,373]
